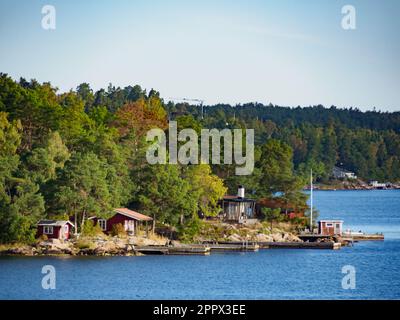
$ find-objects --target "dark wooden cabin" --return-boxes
[220,186,257,223]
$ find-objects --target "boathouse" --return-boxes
[220,186,257,223]
[36,220,74,240]
[318,220,343,236]
[105,208,153,235]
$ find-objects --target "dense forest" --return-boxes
[168,103,400,183]
[1,73,399,243]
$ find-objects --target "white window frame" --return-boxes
[98,219,107,231]
[43,226,54,234]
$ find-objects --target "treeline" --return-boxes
[166,102,400,182]
[1,73,398,243]
[0,74,231,243]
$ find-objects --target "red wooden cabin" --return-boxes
[98,208,153,236]
[37,220,74,240]
[318,220,343,236]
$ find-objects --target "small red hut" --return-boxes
[37,220,74,240]
[318,220,343,236]
[104,208,153,235]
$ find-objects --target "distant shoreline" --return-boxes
[304,184,400,191]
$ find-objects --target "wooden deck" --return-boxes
[202,240,341,250]
[207,243,259,252]
[342,233,384,241]
[133,245,210,255]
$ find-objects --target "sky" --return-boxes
[0,0,399,111]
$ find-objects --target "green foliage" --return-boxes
[178,216,203,243]
[52,152,112,232]
[24,131,70,184]
[82,220,103,236]
[1,73,400,244]
[136,163,196,226]
[183,164,227,217]
[111,223,126,237]
[261,207,282,231]
[76,239,94,249]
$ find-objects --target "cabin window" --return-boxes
[326,223,333,227]
[336,224,341,229]
[98,219,107,231]
[43,226,54,234]
[64,224,69,233]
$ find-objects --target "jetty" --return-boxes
[133,245,210,255]
[342,233,384,241]
[207,243,259,252]
[202,240,340,250]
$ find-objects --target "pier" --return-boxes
[202,240,341,250]
[133,245,210,255]
[207,243,259,252]
[132,233,386,256]
[342,233,385,241]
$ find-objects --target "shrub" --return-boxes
[37,234,48,241]
[111,223,126,237]
[82,220,103,236]
[76,239,93,249]
[178,217,203,243]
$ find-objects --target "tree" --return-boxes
[261,208,282,231]
[135,164,197,228]
[0,112,45,242]
[76,83,94,112]
[258,139,295,197]
[24,131,70,185]
[53,152,112,233]
[113,98,167,141]
[183,164,227,217]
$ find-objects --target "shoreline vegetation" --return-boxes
[306,180,400,191]
[1,221,304,256]
[1,74,399,249]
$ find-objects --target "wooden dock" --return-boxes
[202,240,341,250]
[263,241,341,250]
[207,243,259,252]
[342,233,384,241]
[133,245,210,255]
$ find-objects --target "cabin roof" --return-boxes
[37,220,74,227]
[114,208,153,221]
[319,220,344,223]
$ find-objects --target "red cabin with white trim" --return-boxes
[37,220,74,240]
[102,208,153,235]
[318,220,343,236]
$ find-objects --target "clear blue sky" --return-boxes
[0,0,399,111]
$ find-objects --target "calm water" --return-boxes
[1,190,399,300]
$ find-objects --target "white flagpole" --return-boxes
[310,169,313,233]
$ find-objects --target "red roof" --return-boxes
[114,208,153,221]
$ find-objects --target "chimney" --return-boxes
[238,185,245,198]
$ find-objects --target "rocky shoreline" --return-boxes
[0,229,304,257]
